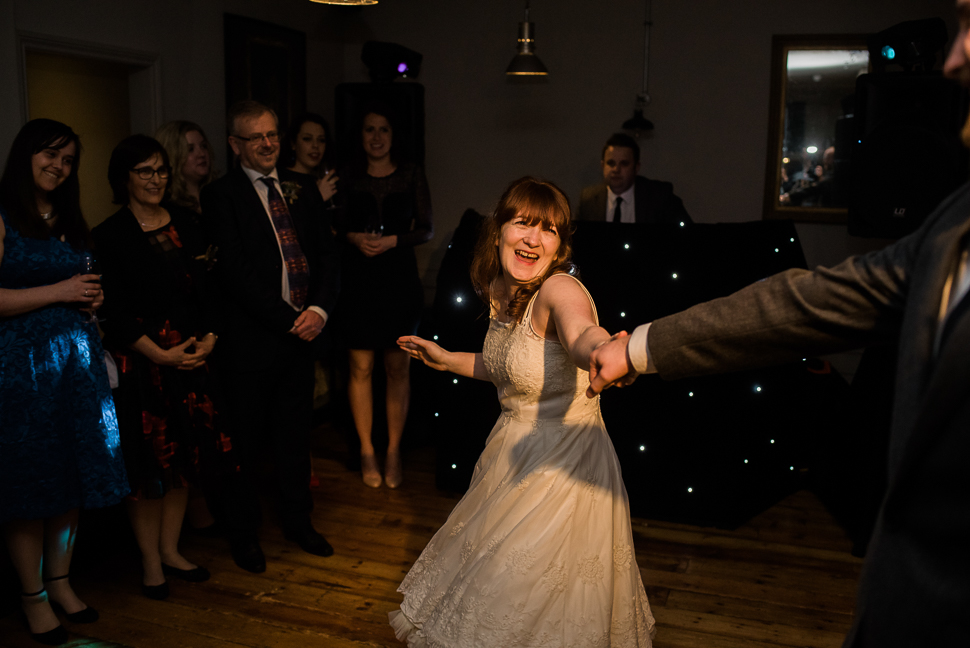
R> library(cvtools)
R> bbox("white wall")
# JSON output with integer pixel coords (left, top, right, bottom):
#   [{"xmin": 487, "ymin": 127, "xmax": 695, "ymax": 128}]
[{"xmin": 0, "ymin": 0, "xmax": 957, "ymax": 289}]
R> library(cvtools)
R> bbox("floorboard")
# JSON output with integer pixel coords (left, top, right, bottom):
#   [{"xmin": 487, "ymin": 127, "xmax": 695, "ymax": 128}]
[{"xmin": 0, "ymin": 425, "xmax": 862, "ymax": 647}]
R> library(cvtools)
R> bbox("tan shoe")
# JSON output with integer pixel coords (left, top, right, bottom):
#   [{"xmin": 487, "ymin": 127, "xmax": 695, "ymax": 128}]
[
  {"xmin": 361, "ymin": 453, "xmax": 382, "ymax": 488},
  {"xmin": 385, "ymin": 450, "xmax": 403, "ymax": 489}
]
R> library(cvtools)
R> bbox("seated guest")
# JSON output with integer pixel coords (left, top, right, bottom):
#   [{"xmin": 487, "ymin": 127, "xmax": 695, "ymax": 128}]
[
  {"xmin": 201, "ymin": 100, "xmax": 340, "ymax": 572},
  {"xmin": 1, "ymin": 119, "xmax": 128, "ymax": 646},
  {"xmin": 285, "ymin": 112, "xmax": 339, "ymax": 206},
  {"xmin": 154, "ymin": 121, "xmax": 218, "ymax": 215},
  {"xmin": 578, "ymin": 133, "xmax": 692, "ymax": 224},
  {"xmin": 93, "ymin": 135, "xmax": 234, "ymax": 600}
]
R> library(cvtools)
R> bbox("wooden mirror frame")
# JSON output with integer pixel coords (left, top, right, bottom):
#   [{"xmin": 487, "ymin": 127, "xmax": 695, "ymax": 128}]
[{"xmin": 762, "ymin": 34, "xmax": 869, "ymax": 224}]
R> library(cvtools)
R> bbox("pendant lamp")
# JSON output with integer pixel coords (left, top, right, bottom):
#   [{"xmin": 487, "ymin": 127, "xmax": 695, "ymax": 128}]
[
  {"xmin": 506, "ymin": 1, "xmax": 548, "ymax": 76},
  {"xmin": 623, "ymin": 0, "xmax": 654, "ymax": 133},
  {"xmin": 309, "ymin": 0, "xmax": 378, "ymax": 5}
]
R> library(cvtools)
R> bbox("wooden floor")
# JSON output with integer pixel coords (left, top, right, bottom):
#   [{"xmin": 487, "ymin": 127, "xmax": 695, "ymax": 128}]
[{"xmin": 0, "ymin": 425, "xmax": 863, "ymax": 648}]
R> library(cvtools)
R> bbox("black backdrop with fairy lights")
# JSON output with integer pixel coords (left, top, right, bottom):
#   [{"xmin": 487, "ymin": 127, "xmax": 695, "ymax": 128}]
[{"xmin": 408, "ymin": 212, "xmax": 854, "ymax": 529}]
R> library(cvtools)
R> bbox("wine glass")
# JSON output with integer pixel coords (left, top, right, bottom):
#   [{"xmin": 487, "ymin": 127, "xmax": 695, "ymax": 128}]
[
  {"xmin": 365, "ymin": 220, "xmax": 384, "ymax": 240},
  {"xmin": 81, "ymin": 252, "xmax": 103, "ymax": 323}
]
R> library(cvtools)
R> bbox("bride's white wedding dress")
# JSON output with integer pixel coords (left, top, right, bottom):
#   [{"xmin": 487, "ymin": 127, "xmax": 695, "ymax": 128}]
[{"xmin": 390, "ymin": 275, "xmax": 655, "ymax": 647}]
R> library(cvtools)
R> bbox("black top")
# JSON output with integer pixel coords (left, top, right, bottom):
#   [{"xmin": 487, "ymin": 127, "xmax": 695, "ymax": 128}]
[{"xmin": 93, "ymin": 203, "xmax": 220, "ymax": 350}]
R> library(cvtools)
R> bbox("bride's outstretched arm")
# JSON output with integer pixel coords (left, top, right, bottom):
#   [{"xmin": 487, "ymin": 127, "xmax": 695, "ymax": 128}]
[{"xmin": 397, "ymin": 335, "xmax": 490, "ymax": 380}]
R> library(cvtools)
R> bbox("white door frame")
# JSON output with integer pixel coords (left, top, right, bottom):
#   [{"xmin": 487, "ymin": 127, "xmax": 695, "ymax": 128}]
[{"xmin": 17, "ymin": 31, "xmax": 162, "ymax": 136}]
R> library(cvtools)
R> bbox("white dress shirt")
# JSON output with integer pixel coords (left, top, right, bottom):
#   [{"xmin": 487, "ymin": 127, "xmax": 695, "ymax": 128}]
[
  {"xmin": 606, "ymin": 184, "xmax": 636, "ymax": 223},
  {"xmin": 240, "ymin": 164, "xmax": 327, "ymax": 324}
]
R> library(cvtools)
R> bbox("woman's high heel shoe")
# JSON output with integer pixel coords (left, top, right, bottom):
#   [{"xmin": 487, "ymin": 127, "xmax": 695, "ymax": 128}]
[
  {"xmin": 20, "ymin": 589, "xmax": 68, "ymax": 646},
  {"xmin": 361, "ymin": 453, "xmax": 383, "ymax": 488},
  {"xmin": 385, "ymin": 450, "xmax": 403, "ymax": 489}
]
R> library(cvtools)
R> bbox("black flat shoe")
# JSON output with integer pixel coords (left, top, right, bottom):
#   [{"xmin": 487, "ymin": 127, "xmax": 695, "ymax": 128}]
[
  {"xmin": 44, "ymin": 574, "xmax": 99, "ymax": 623},
  {"xmin": 141, "ymin": 582, "xmax": 170, "ymax": 601},
  {"xmin": 283, "ymin": 522, "xmax": 334, "ymax": 557},
  {"xmin": 229, "ymin": 535, "xmax": 266, "ymax": 573},
  {"xmin": 49, "ymin": 600, "xmax": 99, "ymax": 623},
  {"xmin": 162, "ymin": 563, "xmax": 211, "ymax": 583},
  {"xmin": 20, "ymin": 590, "xmax": 68, "ymax": 646}
]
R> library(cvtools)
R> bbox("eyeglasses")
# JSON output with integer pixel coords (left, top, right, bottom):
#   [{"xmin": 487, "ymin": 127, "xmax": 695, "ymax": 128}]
[
  {"xmin": 131, "ymin": 166, "xmax": 171, "ymax": 180},
  {"xmin": 234, "ymin": 131, "xmax": 280, "ymax": 145}
]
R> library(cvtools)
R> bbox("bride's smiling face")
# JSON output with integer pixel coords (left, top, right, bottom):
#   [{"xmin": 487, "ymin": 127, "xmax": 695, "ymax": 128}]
[{"xmin": 498, "ymin": 213, "xmax": 560, "ymax": 288}]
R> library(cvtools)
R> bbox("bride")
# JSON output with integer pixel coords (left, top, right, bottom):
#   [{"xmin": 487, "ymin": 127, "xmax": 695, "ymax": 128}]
[{"xmin": 392, "ymin": 177, "xmax": 654, "ymax": 647}]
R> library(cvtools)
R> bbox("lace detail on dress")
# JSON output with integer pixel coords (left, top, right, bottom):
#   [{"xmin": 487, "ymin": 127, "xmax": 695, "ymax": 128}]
[{"xmin": 393, "ymin": 275, "xmax": 654, "ymax": 647}]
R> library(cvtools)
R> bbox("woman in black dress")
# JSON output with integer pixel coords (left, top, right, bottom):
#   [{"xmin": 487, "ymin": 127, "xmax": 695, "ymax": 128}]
[
  {"xmin": 93, "ymin": 135, "xmax": 232, "ymax": 600},
  {"xmin": 338, "ymin": 105, "xmax": 433, "ymax": 488}
]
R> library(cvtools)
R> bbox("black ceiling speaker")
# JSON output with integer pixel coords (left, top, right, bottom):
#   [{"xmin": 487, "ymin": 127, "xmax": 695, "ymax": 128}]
[{"xmin": 361, "ymin": 41, "xmax": 422, "ymax": 83}]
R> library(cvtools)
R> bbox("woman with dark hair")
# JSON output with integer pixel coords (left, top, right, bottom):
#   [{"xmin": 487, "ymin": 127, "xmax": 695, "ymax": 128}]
[
  {"xmin": 337, "ymin": 104, "xmax": 433, "ymax": 489},
  {"xmin": 154, "ymin": 121, "xmax": 219, "ymax": 214},
  {"xmin": 0, "ymin": 119, "xmax": 128, "ymax": 645},
  {"xmin": 92, "ymin": 135, "xmax": 233, "ymax": 600},
  {"xmin": 391, "ymin": 177, "xmax": 655, "ymax": 646},
  {"xmin": 285, "ymin": 112, "xmax": 338, "ymax": 204}
]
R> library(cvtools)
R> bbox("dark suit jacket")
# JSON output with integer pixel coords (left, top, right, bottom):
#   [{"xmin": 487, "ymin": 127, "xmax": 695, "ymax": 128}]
[
  {"xmin": 648, "ymin": 183, "xmax": 970, "ymax": 647},
  {"xmin": 577, "ymin": 176, "xmax": 691, "ymax": 224},
  {"xmin": 200, "ymin": 166, "xmax": 339, "ymax": 371}
]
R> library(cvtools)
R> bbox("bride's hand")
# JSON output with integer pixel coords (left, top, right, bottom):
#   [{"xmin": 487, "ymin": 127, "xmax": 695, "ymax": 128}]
[{"xmin": 397, "ymin": 335, "xmax": 450, "ymax": 372}]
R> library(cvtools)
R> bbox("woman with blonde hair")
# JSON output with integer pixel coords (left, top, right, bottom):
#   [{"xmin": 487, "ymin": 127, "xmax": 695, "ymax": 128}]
[
  {"xmin": 391, "ymin": 177, "xmax": 654, "ymax": 646},
  {"xmin": 154, "ymin": 121, "xmax": 218, "ymax": 214}
]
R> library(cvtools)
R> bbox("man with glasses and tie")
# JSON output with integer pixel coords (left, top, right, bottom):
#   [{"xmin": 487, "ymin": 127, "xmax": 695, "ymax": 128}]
[
  {"xmin": 577, "ymin": 132, "xmax": 691, "ymax": 225},
  {"xmin": 201, "ymin": 100, "xmax": 339, "ymax": 573},
  {"xmin": 587, "ymin": 7, "xmax": 970, "ymax": 645}
]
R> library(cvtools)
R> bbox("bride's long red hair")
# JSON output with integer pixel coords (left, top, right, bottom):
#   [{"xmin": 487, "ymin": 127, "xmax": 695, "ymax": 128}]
[{"xmin": 470, "ymin": 177, "xmax": 577, "ymax": 323}]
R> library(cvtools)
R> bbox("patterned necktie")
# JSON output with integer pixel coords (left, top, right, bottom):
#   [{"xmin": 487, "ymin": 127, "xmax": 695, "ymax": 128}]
[
  {"xmin": 259, "ymin": 177, "xmax": 309, "ymax": 310},
  {"xmin": 613, "ymin": 196, "xmax": 623, "ymax": 223}
]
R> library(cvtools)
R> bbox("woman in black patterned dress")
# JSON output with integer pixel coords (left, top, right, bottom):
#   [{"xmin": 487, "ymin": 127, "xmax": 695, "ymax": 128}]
[{"xmin": 93, "ymin": 135, "xmax": 234, "ymax": 600}]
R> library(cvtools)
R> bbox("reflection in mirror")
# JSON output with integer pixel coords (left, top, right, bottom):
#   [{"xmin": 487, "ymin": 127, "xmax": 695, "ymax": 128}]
[
  {"xmin": 764, "ymin": 36, "xmax": 869, "ymax": 223},
  {"xmin": 780, "ymin": 50, "xmax": 869, "ymax": 209}
]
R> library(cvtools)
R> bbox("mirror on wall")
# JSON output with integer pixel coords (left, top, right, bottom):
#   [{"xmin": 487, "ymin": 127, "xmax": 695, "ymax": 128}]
[{"xmin": 763, "ymin": 35, "xmax": 870, "ymax": 223}]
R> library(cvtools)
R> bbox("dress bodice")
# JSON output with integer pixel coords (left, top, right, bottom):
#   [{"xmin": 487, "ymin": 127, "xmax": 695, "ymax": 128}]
[
  {"xmin": 0, "ymin": 211, "xmax": 85, "ymax": 290},
  {"xmin": 482, "ymin": 275, "xmax": 600, "ymax": 423}
]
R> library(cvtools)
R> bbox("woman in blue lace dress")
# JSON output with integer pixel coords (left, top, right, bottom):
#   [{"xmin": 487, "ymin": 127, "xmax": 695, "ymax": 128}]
[{"xmin": 0, "ymin": 119, "xmax": 128, "ymax": 646}]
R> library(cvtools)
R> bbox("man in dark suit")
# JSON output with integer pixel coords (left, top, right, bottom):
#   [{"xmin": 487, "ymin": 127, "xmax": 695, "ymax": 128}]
[
  {"xmin": 586, "ymin": 10, "xmax": 970, "ymax": 645},
  {"xmin": 200, "ymin": 100, "xmax": 339, "ymax": 573},
  {"xmin": 577, "ymin": 133, "xmax": 691, "ymax": 225}
]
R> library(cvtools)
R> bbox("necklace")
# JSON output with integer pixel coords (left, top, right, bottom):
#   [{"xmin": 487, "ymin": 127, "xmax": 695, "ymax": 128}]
[{"xmin": 40, "ymin": 211, "xmax": 54, "ymax": 220}]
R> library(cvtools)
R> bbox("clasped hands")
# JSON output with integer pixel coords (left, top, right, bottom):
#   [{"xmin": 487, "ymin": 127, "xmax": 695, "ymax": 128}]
[{"xmin": 586, "ymin": 331, "xmax": 638, "ymax": 398}]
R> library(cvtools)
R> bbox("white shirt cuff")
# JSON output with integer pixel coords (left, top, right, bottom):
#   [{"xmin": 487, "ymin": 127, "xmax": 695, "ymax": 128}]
[
  {"xmin": 306, "ymin": 306, "xmax": 328, "ymax": 326},
  {"xmin": 628, "ymin": 323, "xmax": 656, "ymax": 374}
]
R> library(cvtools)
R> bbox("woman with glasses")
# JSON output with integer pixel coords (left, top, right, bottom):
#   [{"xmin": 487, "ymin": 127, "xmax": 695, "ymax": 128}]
[
  {"xmin": 92, "ymin": 135, "xmax": 235, "ymax": 600},
  {"xmin": 1, "ymin": 119, "xmax": 128, "ymax": 646}
]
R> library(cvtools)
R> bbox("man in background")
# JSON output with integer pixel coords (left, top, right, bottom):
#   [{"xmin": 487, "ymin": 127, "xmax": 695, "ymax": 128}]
[{"xmin": 577, "ymin": 133, "xmax": 691, "ymax": 224}]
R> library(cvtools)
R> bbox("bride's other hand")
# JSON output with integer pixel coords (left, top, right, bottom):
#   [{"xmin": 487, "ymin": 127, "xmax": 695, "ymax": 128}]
[{"xmin": 397, "ymin": 335, "xmax": 450, "ymax": 371}]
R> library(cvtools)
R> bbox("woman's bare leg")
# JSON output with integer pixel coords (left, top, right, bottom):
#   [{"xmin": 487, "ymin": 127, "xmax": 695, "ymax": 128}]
[
  {"xmin": 4, "ymin": 518, "xmax": 60, "ymax": 633},
  {"xmin": 126, "ymin": 498, "xmax": 165, "ymax": 586},
  {"xmin": 383, "ymin": 349, "xmax": 411, "ymax": 488},
  {"xmin": 158, "ymin": 487, "xmax": 196, "ymax": 570},
  {"xmin": 348, "ymin": 349, "xmax": 381, "ymax": 487}
]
